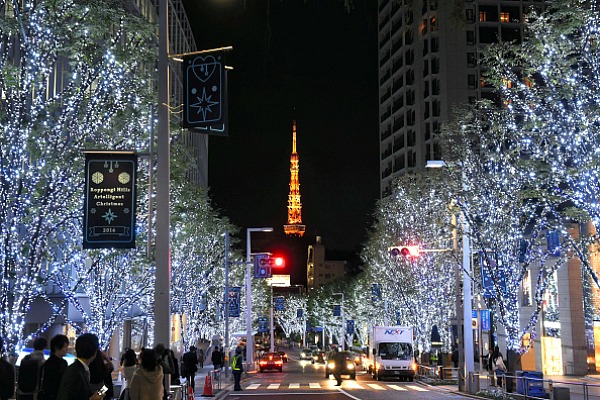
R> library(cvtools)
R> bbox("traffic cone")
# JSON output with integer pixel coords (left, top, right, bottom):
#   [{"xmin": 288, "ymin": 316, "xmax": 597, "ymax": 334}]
[
  {"xmin": 202, "ymin": 374, "xmax": 214, "ymax": 397},
  {"xmin": 186, "ymin": 385, "xmax": 194, "ymax": 400}
]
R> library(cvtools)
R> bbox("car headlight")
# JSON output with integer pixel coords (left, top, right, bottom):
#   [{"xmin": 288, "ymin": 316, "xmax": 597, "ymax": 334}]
[
  {"xmin": 347, "ymin": 363, "xmax": 355, "ymax": 369},
  {"xmin": 327, "ymin": 362, "xmax": 335, "ymax": 369}
]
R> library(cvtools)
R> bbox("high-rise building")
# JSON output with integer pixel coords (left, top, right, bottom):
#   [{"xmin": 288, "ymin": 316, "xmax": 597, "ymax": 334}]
[
  {"xmin": 284, "ymin": 120, "xmax": 306, "ymax": 237},
  {"xmin": 378, "ymin": 0, "xmax": 545, "ymax": 198}
]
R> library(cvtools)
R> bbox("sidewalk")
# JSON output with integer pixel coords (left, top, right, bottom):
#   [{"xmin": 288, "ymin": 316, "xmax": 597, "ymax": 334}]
[{"xmin": 433, "ymin": 372, "xmax": 600, "ymax": 399}]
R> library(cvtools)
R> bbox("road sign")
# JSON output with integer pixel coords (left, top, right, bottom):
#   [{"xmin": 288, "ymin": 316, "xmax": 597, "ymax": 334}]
[
  {"xmin": 333, "ymin": 305, "xmax": 341, "ymax": 317},
  {"xmin": 275, "ymin": 296, "xmax": 285, "ymax": 311}
]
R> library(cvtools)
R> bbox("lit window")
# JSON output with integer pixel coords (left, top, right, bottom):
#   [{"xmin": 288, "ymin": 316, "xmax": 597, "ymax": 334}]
[
  {"xmin": 500, "ymin": 12, "xmax": 510, "ymax": 23},
  {"xmin": 479, "ymin": 11, "xmax": 487, "ymax": 22}
]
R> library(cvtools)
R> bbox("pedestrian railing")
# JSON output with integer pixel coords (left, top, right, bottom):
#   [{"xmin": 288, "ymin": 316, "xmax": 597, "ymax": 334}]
[
  {"xmin": 416, "ymin": 364, "xmax": 459, "ymax": 382},
  {"xmin": 211, "ymin": 369, "xmax": 222, "ymax": 391},
  {"xmin": 474, "ymin": 371, "xmax": 600, "ymax": 400}
]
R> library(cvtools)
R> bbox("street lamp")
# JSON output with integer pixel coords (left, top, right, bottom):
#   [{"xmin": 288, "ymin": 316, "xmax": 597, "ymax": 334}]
[
  {"xmin": 333, "ymin": 292, "xmax": 345, "ymax": 351},
  {"xmin": 246, "ymin": 227, "xmax": 274, "ymax": 371},
  {"xmin": 426, "ymin": 160, "xmax": 474, "ymax": 392}
]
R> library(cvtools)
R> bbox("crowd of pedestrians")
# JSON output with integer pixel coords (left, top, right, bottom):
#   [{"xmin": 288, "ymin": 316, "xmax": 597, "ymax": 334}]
[{"xmin": 0, "ymin": 334, "xmax": 204, "ymax": 400}]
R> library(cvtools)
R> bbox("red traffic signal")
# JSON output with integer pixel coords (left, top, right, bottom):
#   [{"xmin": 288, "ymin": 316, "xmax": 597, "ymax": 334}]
[
  {"xmin": 389, "ymin": 246, "xmax": 420, "ymax": 258},
  {"xmin": 272, "ymin": 256, "xmax": 285, "ymax": 268}
]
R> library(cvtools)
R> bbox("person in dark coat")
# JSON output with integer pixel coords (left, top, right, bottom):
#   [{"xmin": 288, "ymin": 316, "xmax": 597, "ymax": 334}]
[
  {"xmin": 210, "ymin": 347, "xmax": 222, "ymax": 370},
  {"xmin": 39, "ymin": 334, "xmax": 69, "ymax": 400},
  {"xmin": 56, "ymin": 333, "xmax": 105, "ymax": 400},
  {"xmin": 197, "ymin": 349, "xmax": 204, "ymax": 369},
  {"xmin": 182, "ymin": 346, "xmax": 198, "ymax": 389},
  {"xmin": 0, "ymin": 337, "xmax": 15, "ymax": 400},
  {"xmin": 168, "ymin": 350, "xmax": 179, "ymax": 384}
]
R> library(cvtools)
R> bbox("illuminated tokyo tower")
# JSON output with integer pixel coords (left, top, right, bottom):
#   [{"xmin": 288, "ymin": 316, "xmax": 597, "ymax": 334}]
[{"xmin": 284, "ymin": 120, "xmax": 306, "ymax": 237}]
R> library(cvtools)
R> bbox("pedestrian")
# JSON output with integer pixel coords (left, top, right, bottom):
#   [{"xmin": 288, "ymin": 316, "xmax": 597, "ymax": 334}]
[
  {"xmin": 210, "ymin": 347, "xmax": 222, "ymax": 371},
  {"xmin": 332, "ymin": 348, "xmax": 343, "ymax": 386},
  {"xmin": 39, "ymin": 334, "xmax": 69, "ymax": 400},
  {"xmin": 491, "ymin": 345, "xmax": 507, "ymax": 387},
  {"xmin": 231, "ymin": 347, "xmax": 244, "ymax": 391},
  {"xmin": 118, "ymin": 348, "xmax": 137, "ymax": 400},
  {"xmin": 0, "ymin": 337, "xmax": 15, "ymax": 400},
  {"xmin": 181, "ymin": 346, "xmax": 198, "ymax": 390},
  {"xmin": 128, "ymin": 349, "xmax": 163, "ymax": 400},
  {"xmin": 168, "ymin": 350, "xmax": 179, "ymax": 384},
  {"xmin": 153, "ymin": 344, "xmax": 172, "ymax": 400},
  {"xmin": 197, "ymin": 348, "xmax": 204, "ymax": 369},
  {"xmin": 56, "ymin": 333, "xmax": 105, "ymax": 400},
  {"xmin": 18, "ymin": 336, "xmax": 47, "ymax": 400}
]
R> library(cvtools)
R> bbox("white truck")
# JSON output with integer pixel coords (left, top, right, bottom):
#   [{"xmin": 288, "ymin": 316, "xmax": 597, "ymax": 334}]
[{"xmin": 367, "ymin": 326, "xmax": 416, "ymax": 381}]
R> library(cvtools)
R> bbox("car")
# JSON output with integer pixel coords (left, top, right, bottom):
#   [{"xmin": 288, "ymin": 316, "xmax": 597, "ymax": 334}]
[
  {"xmin": 259, "ymin": 352, "xmax": 283, "ymax": 372},
  {"xmin": 278, "ymin": 350, "xmax": 288, "ymax": 362},
  {"xmin": 311, "ymin": 350, "xmax": 325, "ymax": 364},
  {"xmin": 299, "ymin": 348, "xmax": 313, "ymax": 360},
  {"xmin": 324, "ymin": 351, "xmax": 356, "ymax": 379}
]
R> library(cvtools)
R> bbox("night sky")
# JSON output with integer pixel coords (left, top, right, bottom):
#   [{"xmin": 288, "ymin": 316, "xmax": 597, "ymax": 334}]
[{"xmin": 181, "ymin": 0, "xmax": 380, "ymax": 284}]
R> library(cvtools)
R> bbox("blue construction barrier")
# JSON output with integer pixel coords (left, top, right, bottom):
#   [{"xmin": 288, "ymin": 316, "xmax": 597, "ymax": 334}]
[{"xmin": 516, "ymin": 371, "xmax": 546, "ymax": 397}]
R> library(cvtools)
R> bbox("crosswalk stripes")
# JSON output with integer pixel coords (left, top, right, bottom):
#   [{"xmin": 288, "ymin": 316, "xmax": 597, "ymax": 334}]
[
  {"xmin": 366, "ymin": 383, "xmax": 386, "ymax": 390},
  {"xmin": 406, "ymin": 385, "xmax": 429, "ymax": 392},
  {"xmin": 244, "ymin": 382, "xmax": 429, "ymax": 391}
]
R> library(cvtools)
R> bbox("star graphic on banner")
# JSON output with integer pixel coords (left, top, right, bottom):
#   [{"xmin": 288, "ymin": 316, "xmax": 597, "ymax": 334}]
[
  {"xmin": 190, "ymin": 87, "xmax": 219, "ymax": 121},
  {"xmin": 102, "ymin": 209, "xmax": 117, "ymax": 224}
]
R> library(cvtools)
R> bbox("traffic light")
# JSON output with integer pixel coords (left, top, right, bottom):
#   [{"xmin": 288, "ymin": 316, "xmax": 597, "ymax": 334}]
[
  {"xmin": 389, "ymin": 245, "xmax": 420, "ymax": 258},
  {"xmin": 254, "ymin": 254, "xmax": 271, "ymax": 278},
  {"xmin": 271, "ymin": 256, "xmax": 285, "ymax": 268},
  {"xmin": 254, "ymin": 254, "xmax": 286, "ymax": 278}
]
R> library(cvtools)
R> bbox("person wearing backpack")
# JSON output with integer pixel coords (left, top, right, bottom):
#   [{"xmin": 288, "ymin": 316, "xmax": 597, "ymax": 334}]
[
  {"xmin": 38, "ymin": 335, "xmax": 69, "ymax": 400},
  {"xmin": 18, "ymin": 337, "xmax": 47, "ymax": 400},
  {"xmin": 0, "ymin": 337, "xmax": 15, "ymax": 400},
  {"xmin": 231, "ymin": 347, "xmax": 244, "ymax": 392}
]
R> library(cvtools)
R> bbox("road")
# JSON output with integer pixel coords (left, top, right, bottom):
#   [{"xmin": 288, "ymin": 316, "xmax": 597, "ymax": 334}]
[{"xmin": 222, "ymin": 351, "xmax": 466, "ymax": 400}]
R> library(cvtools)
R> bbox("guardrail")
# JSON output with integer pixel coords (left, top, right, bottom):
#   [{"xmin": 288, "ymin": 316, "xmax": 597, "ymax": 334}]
[
  {"xmin": 400, "ymin": 364, "xmax": 600, "ymax": 399},
  {"xmin": 416, "ymin": 364, "xmax": 458, "ymax": 381}
]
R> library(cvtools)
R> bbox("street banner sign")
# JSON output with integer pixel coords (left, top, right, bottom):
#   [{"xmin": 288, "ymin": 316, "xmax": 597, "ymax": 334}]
[
  {"xmin": 546, "ymin": 230, "xmax": 560, "ymax": 256},
  {"xmin": 228, "ymin": 287, "xmax": 241, "ymax": 317},
  {"xmin": 481, "ymin": 309, "xmax": 491, "ymax": 331},
  {"xmin": 346, "ymin": 319, "xmax": 355, "ymax": 335},
  {"xmin": 480, "ymin": 252, "xmax": 507, "ymax": 298},
  {"xmin": 84, "ymin": 151, "xmax": 136, "ymax": 249},
  {"xmin": 182, "ymin": 51, "xmax": 229, "ymax": 136},
  {"xmin": 275, "ymin": 296, "xmax": 285, "ymax": 311},
  {"xmin": 333, "ymin": 305, "xmax": 341, "ymax": 317},
  {"xmin": 297, "ymin": 309, "xmax": 303, "ymax": 318},
  {"xmin": 371, "ymin": 283, "xmax": 381, "ymax": 302}
]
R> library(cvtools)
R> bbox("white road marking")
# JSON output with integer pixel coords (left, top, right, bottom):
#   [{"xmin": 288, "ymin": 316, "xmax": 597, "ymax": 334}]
[
  {"xmin": 366, "ymin": 383, "xmax": 386, "ymax": 390},
  {"xmin": 406, "ymin": 385, "xmax": 428, "ymax": 391},
  {"xmin": 246, "ymin": 383, "xmax": 260, "ymax": 390},
  {"xmin": 289, "ymin": 383, "xmax": 300, "ymax": 389},
  {"xmin": 309, "ymin": 382, "xmax": 321, "ymax": 388},
  {"xmin": 267, "ymin": 384, "xmax": 280, "ymax": 389},
  {"xmin": 388, "ymin": 384, "xmax": 407, "ymax": 391}
]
